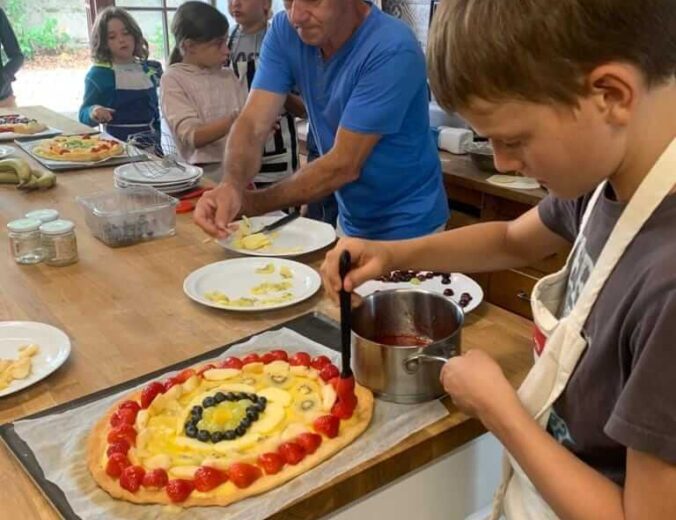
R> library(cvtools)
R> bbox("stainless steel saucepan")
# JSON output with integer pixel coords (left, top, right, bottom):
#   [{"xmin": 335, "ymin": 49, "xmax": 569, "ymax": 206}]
[{"xmin": 351, "ymin": 288, "xmax": 464, "ymax": 403}]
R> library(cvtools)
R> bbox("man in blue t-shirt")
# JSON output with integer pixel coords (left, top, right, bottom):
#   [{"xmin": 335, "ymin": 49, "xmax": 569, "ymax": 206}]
[{"xmin": 194, "ymin": 0, "xmax": 448, "ymax": 240}]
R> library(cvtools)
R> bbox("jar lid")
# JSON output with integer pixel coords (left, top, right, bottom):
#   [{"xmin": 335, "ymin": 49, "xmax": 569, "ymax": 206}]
[
  {"xmin": 25, "ymin": 209, "xmax": 59, "ymax": 223},
  {"xmin": 39, "ymin": 219, "xmax": 75, "ymax": 235},
  {"xmin": 7, "ymin": 218, "xmax": 41, "ymax": 233}
]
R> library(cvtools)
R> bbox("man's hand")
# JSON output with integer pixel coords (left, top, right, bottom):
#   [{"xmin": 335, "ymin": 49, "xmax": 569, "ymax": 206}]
[
  {"xmin": 440, "ymin": 349, "xmax": 522, "ymax": 426},
  {"xmin": 90, "ymin": 105, "xmax": 115, "ymax": 124},
  {"xmin": 193, "ymin": 183, "xmax": 243, "ymax": 238}
]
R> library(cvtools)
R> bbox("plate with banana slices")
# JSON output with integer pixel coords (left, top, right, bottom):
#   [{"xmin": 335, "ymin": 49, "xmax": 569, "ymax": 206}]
[{"xmin": 0, "ymin": 321, "xmax": 71, "ymax": 397}]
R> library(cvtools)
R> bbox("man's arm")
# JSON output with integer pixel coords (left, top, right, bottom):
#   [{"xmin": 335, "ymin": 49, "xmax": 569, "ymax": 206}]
[
  {"xmin": 242, "ymin": 126, "xmax": 379, "ymax": 215},
  {"xmin": 221, "ymin": 88, "xmax": 287, "ymax": 190}
]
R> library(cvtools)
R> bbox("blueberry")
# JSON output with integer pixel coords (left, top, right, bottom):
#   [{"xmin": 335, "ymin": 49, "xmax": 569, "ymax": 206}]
[
  {"xmin": 247, "ymin": 393, "xmax": 258, "ymax": 402},
  {"xmin": 246, "ymin": 410, "xmax": 259, "ymax": 422},
  {"xmin": 211, "ymin": 431, "xmax": 225, "ymax": 443},
  {"xmin": 223, "ymin": 392, "xmax": 235, "ymax": 401},
  {"xmin": 253, "ymin": 402, "xmax": 266, "ymax": 412},
  {"xmin": 461, "ymin": 292, "xmax": 472, "ymax": 300},
  {"xmin": 214, "ymin": 392, "xmax": 226, "ymax": 403},
  {"xmin": 191, "ymin": 406, "xmax": 203, "ymax": 417},
  {"xmin": 235, "ymin": 425, "xmax": 246, "ymax": 437},
  {"xmin": 236, "ymin": 392, "xmax": 248, "ymax": 401},
  {"xmin": 441, "ymin": 278, "xmax": 451, "ymax": 285},
  {"xmin": 240, "ymin": 417, "xmax": 252, "ymax": 428},
  {"xmin": 224, "ymin": 430, "xmax": 236, "ymax": 441},
  {"xmin": 197, "ymin": 430, "xmax": 210, "ymax": 442},
  {"xmin": 257, "ymin": 396, "xmax": 268, "ymax": 406},
  {"xmin": 203, "ymin": 396, "xmax": 215, "ymax": 408},
  {"xmin": 185, "ymin": 424, "xmax": 198, "ymax": 438},
  {"xmin": 443, "ymin": 288, "xmax": 454, "ymax": 297}
]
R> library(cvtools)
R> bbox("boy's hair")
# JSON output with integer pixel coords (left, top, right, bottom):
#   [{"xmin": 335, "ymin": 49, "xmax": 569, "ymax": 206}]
[
  {"xmin": 90, "ymin": 7, "xmax": 149, "ymax": 63},
  {"xmin": 169, "ymin": 1, "xmax": 229, "ymax": 65},
  {"xmin": 427, "ymin": 0, "xmax": 676, "ymax": 112}
]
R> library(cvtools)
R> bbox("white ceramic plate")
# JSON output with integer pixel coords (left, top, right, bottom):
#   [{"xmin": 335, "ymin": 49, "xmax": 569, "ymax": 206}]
[
  {"xmin": 0, "ymin": 321, "xmax": 71, "ymax": 397},
  {"xmin": 115, "ymin": 162, "xmax": 202, "ymax": 185},
  {"xmin": 0, "ymin": 126, "xmax": 61, "ymax": 142},
  {"xmin": 184, "ymin": 258, "xmax": 322, "ymax": 312},
  {"xmin": 218, "ymin": 216, "xmax": 337, "ymax": 257},
  {"xmin": 355, "ymin": 272, "xmax": 484, "ymax": 313},
  {"xmin": 0, "ymin": 144, "xmax": 14, "ymax": 158}
]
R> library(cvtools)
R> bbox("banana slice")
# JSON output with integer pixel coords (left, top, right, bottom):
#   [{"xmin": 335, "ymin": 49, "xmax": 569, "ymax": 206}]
[
  {"xmin": 250, "ymin": 402, "xmax": 285, "ymax": 434},
  {"xmin": 203, "ymin": 368, "xmax": 241, "ymax": 381},
  {"xmin": 263, "ymin": 360, "xmax": 290, "ymax": 377},
  {"xmin": 144, "ymin": 453, "xmax": 172, "ymax": 470},
  {"xmin": 169, "ymin": 465, "xmax": 200, "ymax": 479},
  {"xmin": 257, "ymin": 387, "xmax": 292, "ymax": 407}
]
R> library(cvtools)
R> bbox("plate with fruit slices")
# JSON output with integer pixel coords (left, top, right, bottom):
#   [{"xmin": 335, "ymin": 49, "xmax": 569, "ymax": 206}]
[
  {"xmin": 355, "ymin": 271, "xmax": 484, "ymax": 313},
  {"xmin": 87, "ymin": 349, "xmax": 374, "ymax": 507}
]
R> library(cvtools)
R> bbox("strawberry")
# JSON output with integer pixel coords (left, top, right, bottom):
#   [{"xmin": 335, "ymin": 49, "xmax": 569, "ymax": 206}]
[
  {"xmin": 278, "ymin": 441, "xmax": 306, "ymax": 465},
  {"xmin": 288, "ymin": 352, "xmax": 311, "ymax": 367},
  {"xmin": 241, "ymin": 353, "xmax": 261, "ymax": 365},
  {"xmin": 106, "ymin": 439, "xmax": 131, "ymax": 457},
  {"xmin": 227, "ymin": 463, "xmax": 262, "ymax": 489},
  {"xmin": 118, "ymin": 400, "xmax": 141, "ymax": 414},
  {"xmin": 269, "ymin": 349, "xmax": 288, "ymax": 362},
  {"xmin": 105, "ymin": 453, "xmax": 130, "ymax": 478},
  {"xmin": 109, "ymin": 407, "xmax": 137, "ymax": 427},
  {"xmin": 319, "ymin": 364, "xmax": 340, "ymax": 382},
  {"xmin": 142, "ymin": 468, "xmax": 168, "ymax": 489},
  {"xmin": 335, "ymin": 375, "xmax": 356, "ymax": 397},
  {"xmin": 313, "ymin": 415, "xmax": 340, "ymax": 439},
  {"xmin": 296, "ymin": 433, "xmax": 322, "ymax": 455},
  {"xmin": 331, "ymin": 397, "xmax": 357, "ymax": 420},
  {"xmin": 163, "ymin": 377, "xmax": 180, "ymax": 392},
  {"xmin": 218, "ymin": 356, "xmax": 243, "ymax": 370},
  {"xmin": 310, "ymin": 355, "xmax": 331, "ymax": 370},
  {"xmin": 166, "ymin": 479, "xmax": 194, "ymax": 503},
  {"xmin": 174, "ymin": 368, "xmax": 196, "ymax": 383},
  {"xmin": 194, "ymin": 466, "xmax": 227, "ymax": 492},
  {"xmin": 107, "ymin": 423, "xmax": 137, "ymax": 445},
  {"xmin": 140, "ymin": 381, "xmax": 165, "ymax": 409},
  {"xmin": 120, "ymin": 465, "xmax": 145, "ymax": 493},
  {"xmin": 261, "ymin": 352, "xmax": 277, "ymax": 365},
  {"xmin": 258, "ymin": 452, "xmax": 285, "ymax": 475}
]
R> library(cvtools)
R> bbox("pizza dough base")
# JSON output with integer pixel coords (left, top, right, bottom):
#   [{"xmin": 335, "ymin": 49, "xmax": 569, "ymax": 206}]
[
  {"xmin": 33, "ymin": 139, "xmax": 124, "ymax": 162},
  {"xmin": 87, "ymin": 382, "xmax": 373, "ymax": 507}
]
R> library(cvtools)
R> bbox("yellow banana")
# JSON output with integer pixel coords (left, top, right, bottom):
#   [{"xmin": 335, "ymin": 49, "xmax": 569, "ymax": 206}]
[
  {"xmin": 0, "ymin": 171, "xmax": 19, "ymax": 184},
  {"xmin": 18, "ymin": 169, "xmax": 56, "ymax": 191},
  {"xmin": 0, "ymin": 158, "xmax": 32, "ymax": 185}
]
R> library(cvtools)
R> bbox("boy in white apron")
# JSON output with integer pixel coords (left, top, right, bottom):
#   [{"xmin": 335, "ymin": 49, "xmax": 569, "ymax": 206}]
[{"xmin": 320, "ymin": 0, "xmax": 676, "ymax": 518}]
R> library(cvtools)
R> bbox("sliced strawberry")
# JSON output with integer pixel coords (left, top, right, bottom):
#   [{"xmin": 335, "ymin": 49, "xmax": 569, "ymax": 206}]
[
  {"xmin": 105, "ymin": 453, "xmax": 130, "ymax": 478},
  {"xmin": 319, "ymin": 364, "xmax": 340, "ymax": 382},
  {"xmin": 288, "ymin": 352, "xmax": 311, "ymax": 367},
  {"xmin": 120, "ymin": 465, "xmax": 145, "ymax": 493},
  {"xmin": 261, "ymin": 352, "xmax": 277, "ymax": 365},
  {"xmin": 174, "ymin": 368, "xmax": 196, "ymax": 384},
  {"xmin": 335, "ymin": 375, "xmax": 356, "ymax": 396},
  {"xmin": 106, "ymin": 439, "xmax": 131, "ymax": 457},
  {"xmin": 313, "ymin": 415, "xmax": 340, "ymax": 439},
  {"xmin": 163, "ymin": 377, "xmax": 180, "ymax": 392},
  {"xmin": 194, "ymin": 466, "xmax": 227, "ymax": 492},
  {"xmin": 109, "ymin": 407, "xmax": 138, "ymax": 427},
  {"xmin": 296, "ymin": 432, "xmax": 322, "ymax": 455},
  {"xmin": 257, "ymin": 452, "xmax": 285, "ymax": 475},
  {"xmin": 166, "ymin": 479, "xmax": 194, "ymax": 502},
  {"xmin": 227, "ymin": 463, "xmax": 262, "ymax": 489},
  {"xmin": 269, "ymin": 349, "xmax": 288, "ymax": 362},
  {"xmin": 278, "ymin": 441, "xmax": 306, "ymax": 465},
  {"xmin": 118, "ymin": 400, "xmax": 141, "ymax": 414},
  {"xmin": 218, "ymin": 356, "xmax": 243, "ymax": 369},
  {"xmin": 107, "ymin": 423, "xmax": 137, "ymax": 445},
  {"xmin": 140, "ymin": 381, "xmax": 165, "ymax": 409},
  {"xmin": 310, "ymin": 355, "xmax": 332, "ymax": 370},
  {"xmin": 241, "ymin": 353, "xmax": 261, "ymax": 365},
  {"xmin": 142, "ymin": 468, "xmax": 168, "ymax": 489},
  {"xmin": 196, "ymin": 363, "xmax": 216, "ymax": 376},
  {"xmin": 331, "ymin": 397, "xmax": 357, "ymax": 420}
]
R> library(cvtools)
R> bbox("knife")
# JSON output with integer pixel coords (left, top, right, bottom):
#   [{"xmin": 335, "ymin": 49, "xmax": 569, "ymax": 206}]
[{"xmin": 252, "ymin": 211, "xmax": 300, "ymax": 235}]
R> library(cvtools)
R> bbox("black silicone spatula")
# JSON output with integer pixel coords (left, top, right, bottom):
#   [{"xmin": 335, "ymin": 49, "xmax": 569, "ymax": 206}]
[{"xmin": 339, "ymin": 250, "xmax": 353, "ymax": 379}]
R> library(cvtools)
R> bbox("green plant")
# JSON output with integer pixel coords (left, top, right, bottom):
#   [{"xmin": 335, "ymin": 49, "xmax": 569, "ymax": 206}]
[{"xmin": 3, "ymin": 0, "xmax": 71, "ymax": 60}]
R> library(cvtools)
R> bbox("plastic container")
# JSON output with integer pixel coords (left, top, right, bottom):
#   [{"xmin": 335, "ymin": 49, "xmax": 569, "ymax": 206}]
[
  {"xmin": 7, "ymin": 218, "xmax": 44, "ymax": 264},
  {"xmin": 40, "ymin": 219, "xmax": 78, "ymax": 266},
  {"xmin": 25, "ymin": 208, "xmax": 60, "ymax": 224},
  {"xmin": 76, "ymin": 186, "xmax": 177, "ymax": 247}
]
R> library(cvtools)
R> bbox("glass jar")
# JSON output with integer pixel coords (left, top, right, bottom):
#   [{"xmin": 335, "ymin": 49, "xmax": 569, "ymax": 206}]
[
  {"xmin": 40, "ymin": 219, "xmax": 78, "ymax": 266},
  {"xmin": 25, "ymin": 208, "xmax": 59, "ymax": 224},
  {"xmin": 7, "ymin": 218, "xmax": 45, "ymax": 264}
]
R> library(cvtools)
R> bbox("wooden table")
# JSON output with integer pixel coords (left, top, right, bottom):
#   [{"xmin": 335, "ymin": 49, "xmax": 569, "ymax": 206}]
[{"xmin": 0, "ymin": 107, "xmax": 535, "ymax": 519}]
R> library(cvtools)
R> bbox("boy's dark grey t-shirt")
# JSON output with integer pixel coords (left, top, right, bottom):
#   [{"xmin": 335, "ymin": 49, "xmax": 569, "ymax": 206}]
[{"xmin": 538, "ymin": 185, "xmax": 676, "ymax": 485}]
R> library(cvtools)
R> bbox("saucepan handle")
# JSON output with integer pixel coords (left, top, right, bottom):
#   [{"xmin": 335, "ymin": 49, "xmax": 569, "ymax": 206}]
[{"xmin": 403, "ymin": 353, "xmax": 450, "ymax": 374}]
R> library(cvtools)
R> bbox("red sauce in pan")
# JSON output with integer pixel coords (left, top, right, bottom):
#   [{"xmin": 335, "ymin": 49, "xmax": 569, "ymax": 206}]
[{"xmin": 372, "ymin": 334, "xmax": 433, "ymax": 347}]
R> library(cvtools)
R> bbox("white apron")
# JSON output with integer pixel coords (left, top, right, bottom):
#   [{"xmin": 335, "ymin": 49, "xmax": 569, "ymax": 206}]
[{"xmin": 490, "ymin": 138, "xmax": 676, "ymax": 520}]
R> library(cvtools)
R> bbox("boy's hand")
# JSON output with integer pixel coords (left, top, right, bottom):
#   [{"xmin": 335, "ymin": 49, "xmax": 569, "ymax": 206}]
[
  {"xmin": 193, "ymin": 183, "xmax": 242, "ymax": 238},
  {"xmin": 90, "ymin": 105, "xmax": 115, "ymax": 124},
  {"xmin": 440, "ymin": 349, "xmax": 522, "ymax": 427},
  {"xmin": 320, "ymin": 238, "xmax": 395, "ymax": 304}
]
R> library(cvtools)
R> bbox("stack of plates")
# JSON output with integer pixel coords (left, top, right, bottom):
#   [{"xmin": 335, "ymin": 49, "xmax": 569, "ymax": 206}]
[{"xmin": 113, "ymin": 162, "xmax": 203, "ymax": 194}]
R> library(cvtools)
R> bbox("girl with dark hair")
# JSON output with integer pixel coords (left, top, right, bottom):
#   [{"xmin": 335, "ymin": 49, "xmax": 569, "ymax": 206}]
[
  {"xmin": 160, "ymin": 1, "xmax": 246, "ymax": 178},
  {"xmin": 78, "ymin": 7, "xmax": 162, "ymax": 144}
]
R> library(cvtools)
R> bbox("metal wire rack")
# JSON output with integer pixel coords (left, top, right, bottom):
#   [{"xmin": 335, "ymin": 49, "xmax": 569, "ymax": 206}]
[{"xmin": 125, "ymin": 129, "xmax": 186, "ymax": 179}]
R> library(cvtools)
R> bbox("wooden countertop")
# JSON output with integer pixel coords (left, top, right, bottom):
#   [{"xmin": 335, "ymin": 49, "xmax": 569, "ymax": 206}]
[{"xmin": 0, "ymin": 107, "xmax": 535, "ymax": 519}]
